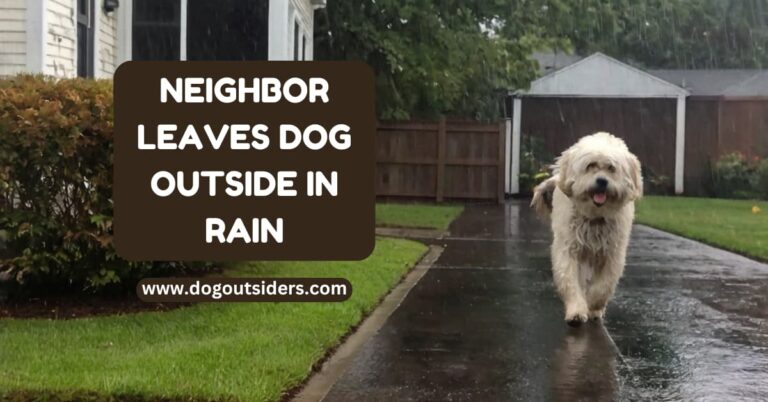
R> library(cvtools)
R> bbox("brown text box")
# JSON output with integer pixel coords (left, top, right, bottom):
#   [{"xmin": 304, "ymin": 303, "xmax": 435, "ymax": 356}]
[{"xmin": 113, "ymin": 61, "xmax": 375, "ymax": 261}]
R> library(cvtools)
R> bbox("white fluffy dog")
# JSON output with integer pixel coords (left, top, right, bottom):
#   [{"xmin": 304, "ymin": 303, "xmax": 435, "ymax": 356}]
[{"xmin": 531, "ymin": 132, "xmax": 643, "ymax": 326}]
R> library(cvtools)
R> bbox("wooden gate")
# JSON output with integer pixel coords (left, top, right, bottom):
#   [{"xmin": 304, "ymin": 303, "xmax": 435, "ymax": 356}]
[{"xmin": 376, "ymin": 117, "xmax": 505, "ymax": 203}]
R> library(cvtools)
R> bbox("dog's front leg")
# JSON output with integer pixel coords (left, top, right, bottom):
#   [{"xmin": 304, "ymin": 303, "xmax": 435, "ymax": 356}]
[
  {"xmin": 586, "ymin": 252, "xmax": 626, "ymax": 320},
  {"xmin": 552, "ymin": 246, "xmax": 589, "ymax": 326}
]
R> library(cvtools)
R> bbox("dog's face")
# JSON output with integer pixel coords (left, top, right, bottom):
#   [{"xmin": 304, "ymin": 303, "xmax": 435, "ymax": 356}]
[{"xmin": 555, "ymin": 132, "xmax": 643, "ymax": 214}]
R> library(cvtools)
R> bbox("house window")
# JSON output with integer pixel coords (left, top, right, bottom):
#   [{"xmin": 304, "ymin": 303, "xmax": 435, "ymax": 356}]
[
  {"xmin": 132, "ymin": 0, "xmax": 181, "ymax": 60},
  {"xmin": 187, "ymin": 0, "xmax": 268, "ymax": 60},
  {"xmin": 76, "ymin": 0, "xmax": 95, "ymax": 77},
  {"xmin": 130, "ymin": 0, "xmax": 268, "ymax": 61},
  {"xmin": 293, "ymin": 20, "xmax": 300, "ymax": 61}
]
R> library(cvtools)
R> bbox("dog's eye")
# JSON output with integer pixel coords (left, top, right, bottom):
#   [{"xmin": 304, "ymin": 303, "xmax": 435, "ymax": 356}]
[
  {"xmin": 586, "ymin": 162, "xmax": 597, "ymax": 171},
  {"xmin": 607, "ymin": 165, "xmax": 616, "ymax": 173}
]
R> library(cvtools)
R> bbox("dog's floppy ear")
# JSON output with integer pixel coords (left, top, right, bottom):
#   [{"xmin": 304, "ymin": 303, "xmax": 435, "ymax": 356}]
[
  {"xmin": 530, "ymin": 176, "xmax": 556, "ymax": 218},
  {"xmin": 627, "ymin": 153, "xmax": 643, "ymax": 200},
  {"xmin": 555, "ymin": 150, "xmax": 574, "ymax": 197}
]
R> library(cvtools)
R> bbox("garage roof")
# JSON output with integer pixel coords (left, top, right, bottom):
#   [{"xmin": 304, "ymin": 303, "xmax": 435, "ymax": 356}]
[
  {"xmin": 649, "ymin": 69, "xmax": 768, "ymax": 97},
  {"xmin": 515, "ymin": 52, "xmax": 689, "ymax": 98}
]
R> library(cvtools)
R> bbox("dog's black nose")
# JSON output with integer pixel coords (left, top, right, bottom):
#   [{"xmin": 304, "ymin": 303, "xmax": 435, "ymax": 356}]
[{"xmin": 595, "ymin": 177, "xmax": 608, "ymax": 189}]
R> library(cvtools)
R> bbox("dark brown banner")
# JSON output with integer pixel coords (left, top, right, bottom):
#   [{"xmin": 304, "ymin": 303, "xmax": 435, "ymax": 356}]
[
  {"xmin": 113, "ymin": 61, "xmax": 375, "ymax": 261},
  {"xmin": 137, "ymin": 277, "xmax": 352, "ymax": 302}
]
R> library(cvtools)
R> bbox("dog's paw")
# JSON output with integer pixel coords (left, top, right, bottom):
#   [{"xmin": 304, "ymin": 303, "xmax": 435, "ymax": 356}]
[
  {"xmin": 564, "ymin": 311, "xmax": 588, "ymax": 327},
  {"xmin": 589, "ymin": 308, "xmax": 606, "ymax": 321}
]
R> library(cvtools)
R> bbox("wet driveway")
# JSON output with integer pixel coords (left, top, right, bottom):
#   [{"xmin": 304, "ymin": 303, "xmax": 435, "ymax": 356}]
[{"xmin": 323, "ymin": 201, "xmax": 768, "ymax": 401}]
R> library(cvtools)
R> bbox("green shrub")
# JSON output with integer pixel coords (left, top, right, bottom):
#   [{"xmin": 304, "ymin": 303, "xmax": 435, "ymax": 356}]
[
  {"xmin": 711, "ymin": 152, "xmax": 758, "ymax": 199},
  {"xmin": 0, "ymin": 75, "xmax": 205, "ymax": 296},
  {"xmin": 643, "ymin": 168, "xmax": 674, "ymax": 195},
  {"xmin": 519, "ymin": 134, "xmax": 553, "ymax": 194},
  {"xmin": 756, "ymin": 158, "xmax": 768, "ymax": 199}
]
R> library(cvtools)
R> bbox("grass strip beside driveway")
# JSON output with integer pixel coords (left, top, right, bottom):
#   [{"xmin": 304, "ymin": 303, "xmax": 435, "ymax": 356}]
[
  {"xmin": 635, "ymin": 196, "xmax": 768, "ymax": 261},
  {"xmin": 376, "ymin": 203, "xmax": 463, "ymax": 230},
  {"xmin": 0, "ymin": 237, "xmax": 427, "ymax": 402}
]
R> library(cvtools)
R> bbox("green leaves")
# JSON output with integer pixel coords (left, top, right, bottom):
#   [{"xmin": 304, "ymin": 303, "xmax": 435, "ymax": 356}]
[
  {"xmin": 319, "ymin": 0, "xmax": 768, "ymax": 121},
  {"xmin": 0, "ymin": 75, "xmax": 209, "ymax": 296},
  {"xmin": 315, "ymin": 0, "xmax": 555, "ymax": 120},
  {"xmin": 712, "ymin": 153, "xmax": 766, "ymax": 199},
  {"xmin": 541, "ymin": 0, "xmax": 768, "ymax": 69}
]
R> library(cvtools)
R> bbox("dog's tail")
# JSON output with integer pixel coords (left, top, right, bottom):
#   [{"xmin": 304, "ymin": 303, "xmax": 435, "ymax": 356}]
[{"xmin": 530, "ymin": 175, "xmax": 557, "ymax": 218}]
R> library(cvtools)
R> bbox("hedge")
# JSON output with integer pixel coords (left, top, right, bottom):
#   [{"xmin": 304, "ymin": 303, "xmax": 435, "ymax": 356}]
[
  {"xmin": 0, "ymin": 75, "xmax": 204, "ymax": 296},
  {"xmin": 711, "ymin": 152, "xmax": 768, "ymax": 200}
]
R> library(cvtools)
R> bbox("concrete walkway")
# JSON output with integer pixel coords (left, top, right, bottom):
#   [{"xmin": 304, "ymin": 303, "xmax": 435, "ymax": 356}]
[{"xmin": 322, "ymin": 201, "xmax": 768, "ymax": 401}]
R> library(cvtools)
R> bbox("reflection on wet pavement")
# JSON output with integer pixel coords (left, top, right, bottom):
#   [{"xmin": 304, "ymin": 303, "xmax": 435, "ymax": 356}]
[
  {"xmin": 614, "ymin": 225, "xmax": 768, "ymax": 401},
  {"xmin": 552, "ymin": 324, "xmax": 619, "ymax": 402},
  {"xmin": 323, "ymin": 201, "xmax": 768, "ymax": 401}
]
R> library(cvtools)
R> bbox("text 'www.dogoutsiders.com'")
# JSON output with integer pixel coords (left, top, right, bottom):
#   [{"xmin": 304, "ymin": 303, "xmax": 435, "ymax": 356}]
[{"xmin": 137, "ymin": 278, "xmax": 351, "ymax": 302}]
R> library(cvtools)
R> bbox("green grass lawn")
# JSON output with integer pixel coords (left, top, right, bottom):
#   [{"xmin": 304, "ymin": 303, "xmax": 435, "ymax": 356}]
[
  {"xmin": 0, "ymin": 237, "xmax": 427, "ymax": 402},
  {"xmin": 635, "ymin": 196, "xmax": 768, "ymax": 261},
  {"xmin": 376, "ymin": 203, "xmax": 464, "ymax": 230}
]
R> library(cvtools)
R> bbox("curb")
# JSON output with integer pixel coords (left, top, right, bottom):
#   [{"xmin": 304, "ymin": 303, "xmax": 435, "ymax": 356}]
[
  {"xmin": 291, "ymin": 244, "xmax": 444, "ymax": 402},
  {"xmin": 375, "ymin": 227, "xmax": 448, "ymax": 240}
]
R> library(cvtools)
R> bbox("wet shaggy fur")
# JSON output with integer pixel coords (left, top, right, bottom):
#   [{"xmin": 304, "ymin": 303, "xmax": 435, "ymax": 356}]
[{"xmin": 531, "ymin": 132, "xmax": 643, "ymax": 325}]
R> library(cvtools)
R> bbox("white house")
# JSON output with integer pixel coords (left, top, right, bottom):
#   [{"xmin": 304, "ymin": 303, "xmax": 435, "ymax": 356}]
[{"xmin": 0, "ymin": 0, "xmax": 326, "ymax": 78}]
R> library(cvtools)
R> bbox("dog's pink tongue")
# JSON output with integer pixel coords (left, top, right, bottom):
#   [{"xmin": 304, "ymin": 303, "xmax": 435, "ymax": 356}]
[{"xmin": 593, "ymin": 193, "xmax": 607, "ymax": 204}]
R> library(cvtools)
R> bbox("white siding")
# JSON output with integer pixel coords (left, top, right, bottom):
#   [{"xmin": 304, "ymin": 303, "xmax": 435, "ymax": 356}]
[
  {"xmin": 97, "ymin": 10, "xmax": 117, "ymax": 77},
  {"xmin": 0, "ymin": 0, "xmax": 27, "ymax": 76},
  {"xmin": 2, "ymin": 0, "xmax": 321, "ymax": 76},
  {"xmin": 45, "ymin": 0, "xmax": 76, "ymax": 77}
]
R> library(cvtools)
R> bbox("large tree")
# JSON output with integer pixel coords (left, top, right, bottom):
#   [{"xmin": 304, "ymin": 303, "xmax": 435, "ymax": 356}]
[
  {"xmin": 314, "ymin": 1, "xmax": 561, "ymax": 120},
  {"xmin": 541, "ymin": 0, "xmax": 768, "ymax": 69},
  {"xmin": 314, "ymin": 1, "xmax": 768, "ymax": 120}
]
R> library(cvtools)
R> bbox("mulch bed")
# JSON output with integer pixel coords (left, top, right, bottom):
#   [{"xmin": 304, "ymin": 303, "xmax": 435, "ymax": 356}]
[
  {"xmin": 1, "ymin": 390, "xmax": 219, "ymax": 402},
  {"xmin": 0, "ymin": 294, "xmax": 190, "ymax": 320},
  {"xmin": 0, "ymin": 267, "xmax": 225, "ymax": 320}
]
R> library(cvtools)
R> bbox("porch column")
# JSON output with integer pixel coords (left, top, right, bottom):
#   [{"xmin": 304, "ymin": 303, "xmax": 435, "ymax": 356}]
[
  {"xmin": 268, "ymin": 0, "xmax": 290, "ymax": 60},
  {"xmin": 116, "ymin": 0, "xmax": 132, "ymax": 64},
  {"xmin": 510, "ymin": 97, "xmax": 522, "ymax": 194},
  {"xmin": 674, "ymin": 94, "xmax": 686, "ymax": 194},
  {"xmin": 504, "ymin": 118, "xmax": 511, "ymax": 194},
  {"xmin": 179, "ymin": 0, "xmax": 188, "ymax": 60},
  {"xmin": 25, "ymin": 0, "xmax": 46, "ymax": 73}
]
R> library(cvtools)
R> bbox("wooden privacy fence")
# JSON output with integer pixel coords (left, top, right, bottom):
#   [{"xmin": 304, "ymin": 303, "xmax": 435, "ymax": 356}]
[
  {"xmin": 376, "ymin": 117, "xmax": 505, "ymax": 203},
  {"xmin": 518, "ymin": 97, "xmax": 768, "ymax": 195}
]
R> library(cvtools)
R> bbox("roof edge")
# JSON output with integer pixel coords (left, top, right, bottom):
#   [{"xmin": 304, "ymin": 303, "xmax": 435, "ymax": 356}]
[{"xmin": 517, "ymin": 52, "xmax": 689, "ymax": 97}]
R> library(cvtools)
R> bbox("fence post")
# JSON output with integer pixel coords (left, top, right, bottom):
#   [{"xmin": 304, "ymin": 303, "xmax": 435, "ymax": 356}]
[
  {"xmin": 498, "ymin": 121, "xmax": 505, "ymax": 204},
  {"xmin": 510, "ymin": 97, "xmax": 522, "ymax": 194},
  {"xmin": 436, "ymin": 116, "xmax": 446, "ymax": 202}
]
